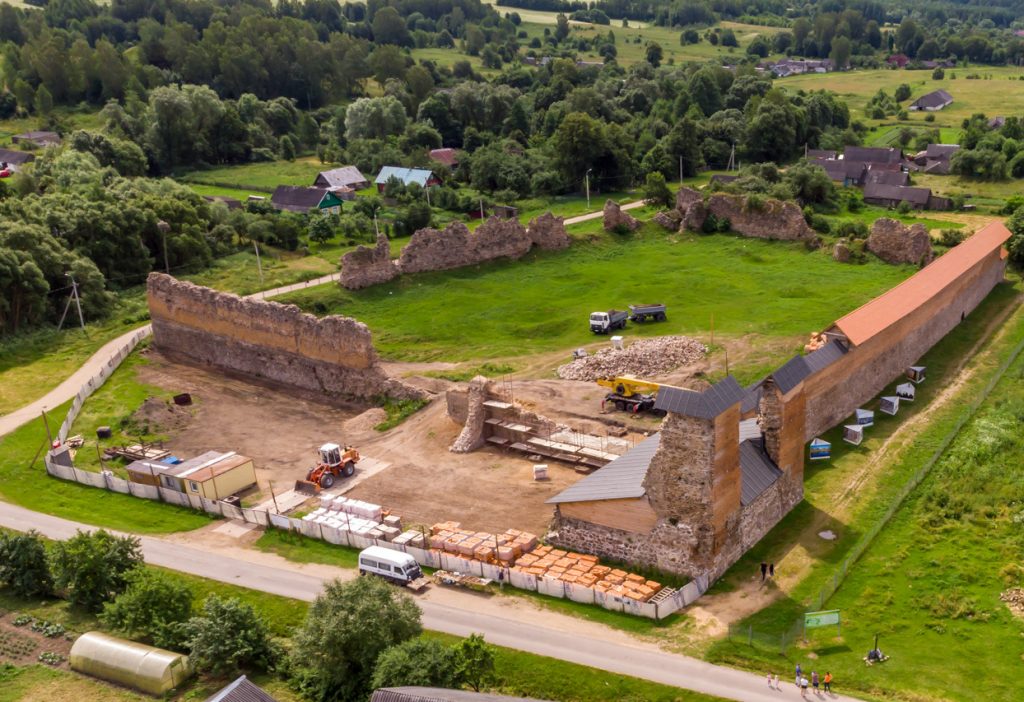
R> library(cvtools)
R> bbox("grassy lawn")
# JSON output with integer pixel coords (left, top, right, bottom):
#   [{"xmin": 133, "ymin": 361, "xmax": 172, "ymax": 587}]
[
  {"xmin": 178, "ymin": 157, "xmax": 326, "ymax": 192},
  {"xmin": 184, "ymin": 182, "xmax": 272, "ymax": 201},
  {"xmin": 0, "ymin": 352, "xmax": 214, "ymax": 533},
  {"xmin": 823, "ymin": 202, "xmax": 966, "ymax": 232},
  {"xmin": 182, "ymin": 249, "xmax": 336, "ymax": 296},
  {"xmin": 702, "ymin": 278, "xmax": 1024, "ymax": 702},
  {"xmin": 274, "ymin": 224, "xmax": 914, "ymax": 365}
]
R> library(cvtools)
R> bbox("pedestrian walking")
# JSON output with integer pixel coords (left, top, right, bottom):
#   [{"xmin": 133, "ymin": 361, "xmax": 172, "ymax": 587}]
[
  {"xmin": 823, "ymin": 672, "xmax": 832, "ymax": 693},
  {"xmin": 767, "ymin": 673, "xmax": 773, "ymax": 688},
  {"xmin": 800, "ymin": 677, "xmax": 809, "ymax": 698},
  {"xmin": 773, "ymin": 673, "xmax": 780, "ymax": 690},
  {"xmin": 794, "ymin": 663, "xmax": 802, "ymax": 687},
  {"xmin": 760, "ymin": 562, "xmax": 768, "ymax": 581},
  {"xmin": 769, "ymin": 562, "xmax": 775, "ymax": 578},
  {"xmin": 812, "ymin": 671, "xmax": 819, "ymax": 693}
]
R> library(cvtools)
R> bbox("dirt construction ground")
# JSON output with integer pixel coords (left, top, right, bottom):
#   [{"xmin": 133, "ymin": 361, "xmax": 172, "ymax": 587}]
[{"xmin": 135, "ymin": 352, "xmax": 626, "ymax": 535}]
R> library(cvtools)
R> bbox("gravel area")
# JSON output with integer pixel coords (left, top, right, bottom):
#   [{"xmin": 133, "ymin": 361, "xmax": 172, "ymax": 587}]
[{"xmin": 556, "ymin": 336, "xmax": 707, "ymax": 381}]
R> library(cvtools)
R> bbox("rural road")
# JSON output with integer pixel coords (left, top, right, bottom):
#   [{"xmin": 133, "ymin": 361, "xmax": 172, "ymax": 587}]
[{"xmin": 0, "ymin": 502, "xmax": 861, "ymax": 702}]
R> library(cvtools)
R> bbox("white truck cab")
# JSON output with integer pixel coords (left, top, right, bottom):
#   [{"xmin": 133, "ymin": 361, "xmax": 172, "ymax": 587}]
[{"xmin": 358, "ymin": 546, "xmax": 423, "ymax": 584}]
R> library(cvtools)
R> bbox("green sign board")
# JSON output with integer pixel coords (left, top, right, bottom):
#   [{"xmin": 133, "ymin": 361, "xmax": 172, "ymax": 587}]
[{"xmin": 804, "ymin": 610, "xmax": 841, "ymax": 629}]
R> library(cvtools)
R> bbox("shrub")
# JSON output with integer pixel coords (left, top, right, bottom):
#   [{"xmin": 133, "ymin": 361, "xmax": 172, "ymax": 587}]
[
  {"xmin": 896, "ymin": 200, "xmax": 913, "ymax": 214},
  {"xmin": 371, "ymin": 638, "xmax": 459, "ymax": 690},
  {"xmin": 101, "ymin": 570, "xmax": 193, "ymax": 649},
  {"xmin": 809, "ymin": 214, "xmax": 831, "ymax": 234},
  {"xmin": 835, "ymin": 220, "xmax": 868, "ymax": 240},
  {"xmin": 925, "ymin": 113, "xmax": 936, "ymax": 122},
  {"xmin": 51, "ymin": 530, "xmax": 142, "ymax": 611},
  {"xmin": 0, "ymin": 531, "xmax": 52, "ymax": 598},
  {"xmin": 938, "ymin": 229, "xmax": 965, "ymax": 247},
  {"xmin": 181, "ymin": 595, "xmax": 280, "ymax": 676},
  {"xmin": 933, "ymin": 67, "xmax": 945, "ymax": 80}
]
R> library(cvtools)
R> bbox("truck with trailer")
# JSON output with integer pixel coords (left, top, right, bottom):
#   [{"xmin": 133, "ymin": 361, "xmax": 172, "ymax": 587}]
[
  {"xmin": 628, "ymin": 303, "xmax": 667, "ymax": 323},
  {"xmin": 358, "ymin": 546, "xmax": 429, "ymax": 591},
  {"xmin": 589, "ymin": 309, "xmax": 628, "ymax": 334}
]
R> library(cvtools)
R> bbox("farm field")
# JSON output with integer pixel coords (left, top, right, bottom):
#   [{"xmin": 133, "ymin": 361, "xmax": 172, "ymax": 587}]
[
  {"xmin": 274, "ymin": 223, "xmax": 916, "ymax": 364},
  {"xmin": 781, "ymin": 67, "xmax": 1024, "ymax": 126},
  {"xmin": 703, "ymin": 280, "xmax": 1024, "ymax": 702},
  {"xmin": 178, "ymin": 156, "xmax": 326, "ymax": 192}
]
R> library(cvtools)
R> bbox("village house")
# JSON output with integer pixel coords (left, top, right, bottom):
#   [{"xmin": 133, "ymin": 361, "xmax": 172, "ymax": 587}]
[
  {"xmin": 11, "ymin": 130, "xmax": 61, "ymax": 147},
  {"xmin": 126, "ymin": 451, "xmax": 257, "ymax": 500},
  {"xmin": 909, "ymin": 143, "xmax": 960, "ymax": 175},
  {"xmin": 375, "ymin": 166, "xmax": 440, "ymax": 192},
  {"xmin": 0, "ymin": 148, "xmax": 35, "ymax": 172},
  {"xmin": 270, "ymin": 185, "xmax": 344, "ymax": 214},
  {"xmin": 862, "ymin": 182, "xmax": 950, "ymax": 210},
  {"xmin": 909, "ymin": 89, "xmax": 953, "ymax": 111},
  {"xmin": 428, "ymin": 148, "xmax": 460, "ymax": 170},
  {"xmin": 313, "ymin": 165, "xmax": 369, "ymax": 191},
  {"xmin": 768, "ymin": 58, "xmax": 833, "ymax": 77}
]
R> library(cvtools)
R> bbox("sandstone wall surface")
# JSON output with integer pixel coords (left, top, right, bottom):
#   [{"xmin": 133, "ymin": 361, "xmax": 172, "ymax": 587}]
[
  {"xmin": 147, "ymin": 273, "xmax": 422, "ymax": 403},
  {"xmin": 339, "ymin": 234, "xmax": 398, "ymax": 289},
  {"xmin": 675, "ymin": 187, "xmax": 818, "ymax": 244},
  {"xmin": 867, "ymin": 218, "xmax": 934, "ymax": 265}
]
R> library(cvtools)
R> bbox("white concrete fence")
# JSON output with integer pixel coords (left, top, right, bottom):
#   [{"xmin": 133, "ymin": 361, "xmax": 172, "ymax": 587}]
[{"xmin": 43, "ymin": 321, "xmax": 705, "ymax": 620}]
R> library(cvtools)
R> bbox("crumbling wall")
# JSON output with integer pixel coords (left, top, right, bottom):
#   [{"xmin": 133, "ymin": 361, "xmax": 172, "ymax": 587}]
[
  {"xmin": 340, "ymin": 213, "xmax": 569, "ymax": 289},
  {"xmin": 603, "ymin": 200, "xmax": 640, "ymax": 232},
  {"xmin": 867, "ymin": 218, "xmax": 934, "ymax": 265},
  {"xmin": 339, "ymin": 234, "xmax": 398, "ymax": 289},
  {"xmin": 676, "ymin": 187, "xmax": 819, "ymax": 245},
  {"xmin": 147, "ymin": 273, "xmax": 423, "ymax": 403},
  {"xmin": 450, "ymin": 376, "xmax": 488, "ymax": 453}
]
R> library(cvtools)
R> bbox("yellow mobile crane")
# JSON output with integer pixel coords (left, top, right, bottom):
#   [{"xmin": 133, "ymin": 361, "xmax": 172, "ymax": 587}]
[{"xmin": 595, "ymin": 375, "xmax": 662, "ymax": 413}]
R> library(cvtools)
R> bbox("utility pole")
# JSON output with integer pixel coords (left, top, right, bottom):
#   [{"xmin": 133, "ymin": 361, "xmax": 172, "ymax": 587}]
[
  {"xmin": 479, "ymin": 198, "xmax": 485, "ymax": 220},
  {"xmin": 425, "ymin": 186, "xmax": 431, "ymax": 207},
  {"xmin": 268, "ymin": 480, "xmax": 281, "ymax": 513},
  {"xmin": 253, "ymin": 241, "xmax": 264, "ymax": 286},
  {"xmin": 157, "ymin": 220, "xmax": 171, "ymax": 274},
  {"xmin": 57, "ymin": 273, "xmax": 86, "ymax": 332},
  {"xmin": 679, "ymin": 155, "xmax": 683, "ymax": 184},
  {"xmin": 41, "ymin": 409, "xmax": 53, "ymax": 448},
  {"xmin": 727, "ymin": 143, "xmax": 737, "ymax": 172},
  {"xmin": 585, "ymin": 168, "xmax": 593, "ymax": 209},
  {"xmin": 373, "ymin": 213, "xmax": 380, "ymax": 237}
]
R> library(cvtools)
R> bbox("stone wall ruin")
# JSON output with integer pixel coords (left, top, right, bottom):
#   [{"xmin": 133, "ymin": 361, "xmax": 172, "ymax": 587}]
[
  {"xmin": 339, "ymin": 213, "xmax": 569, "ymax": 290},
  {"xmin": 147, "ymin": 273, "xmax": 423, "ymax": 404},
  {"xmin": 675, "ymin": 187, "xmax": 820, "ymax": 245}
]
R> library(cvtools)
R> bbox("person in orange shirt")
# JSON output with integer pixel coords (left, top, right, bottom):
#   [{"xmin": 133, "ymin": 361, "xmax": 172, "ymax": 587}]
[{"xmin": 823, "ymin": 671, "xmax": 833, "ymax": 693}]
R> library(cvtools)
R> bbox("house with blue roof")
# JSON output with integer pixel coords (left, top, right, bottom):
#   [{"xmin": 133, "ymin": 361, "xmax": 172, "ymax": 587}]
[{"xmin": 375, "ymin": 166, "xmax": 440, "ymax": 192}]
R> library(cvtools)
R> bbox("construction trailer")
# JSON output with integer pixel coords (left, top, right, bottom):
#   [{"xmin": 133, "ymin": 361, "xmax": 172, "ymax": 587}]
[
  {"xmin": 879, "ymin": 396, "xmax": 900, "ymax": 416},
  {"xmin": 843, "ymin": 424, "xmax": 864, "ymax": 445},
  {"xmin": 809, "ymin": 438, "xmax": 831, "ymax": 461},
  {"xmin": 126, "ymin": 451, "xmax": 256, "ymax": 500},
  {"xmin": 70, "ymin": 631, "xmax": 191, "ymax": 696}
]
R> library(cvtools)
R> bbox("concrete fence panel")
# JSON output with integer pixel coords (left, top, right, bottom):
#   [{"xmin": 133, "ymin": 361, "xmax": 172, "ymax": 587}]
[
  {"xmin": 200, "ymin": 497, "xmax": 222, "ymax": 516},
  {"xmin": 288, "ymin": 517, "xmax": 305, "ymax": 532},
  {"xmin": 221, "ymin": 503, "xmax": 244, "ymax": 521},
  {"xmin": 321, "ymin": 526, "xmax": 349, "ymax": 546},
  {"xmin": 509, "ymin": 569, "xmax": 537, "ymax": 591},
  {"xmin": 479, "ymin": 563, "xmax": 506, "ymax": 581},
  {"xmin": 600, "ymin": 593, "xmax": 624, "ymax": 613},
  {"xmin": 268, "ymin": 513, "xmax": 292, "ymax": 530},
  {"xmin": 299, "ymin": 520, "xmax": 323, "ymax": 540},
  {"xmin": 566, "ymin": 583, "xmax": 595, "ymax": 605},
  {"xmin": 104, "ymin": 474, "xmax": 131, "ymax": 494},
  {"xmin": 538, "ymin": 576, "xmax": 565, "ymax": 599},
  {"xmin": 76, "ymin": 470, "xmax": 108, "ymax": 489},
  {"xmin": 636, "ymin": 601, "xmax": 658, "ymax": 619},
  {"xmin": 128, "ymin": 482, "xmax": 160, "ymax": 500},
  {"xmin": 348, "ymin": 533, "xmax": 373, "ymax": 550},
  {"xmin": 187, "ymin": 494, "xmax": 204, "ymax": 510},
  {"xmin": 158, "ymin": 488, "xmax": 185, "ymax": 506},
  {"xmin": 406, "ymin": 547, "xmax": 439, "ymax": 569},
  {"xmin": 241, "ymin": 508, "xmax": 269, "ymax": 526},
  {"xmin": 47, "ymin": 462, "xmax": 76, "ymax": 482}
]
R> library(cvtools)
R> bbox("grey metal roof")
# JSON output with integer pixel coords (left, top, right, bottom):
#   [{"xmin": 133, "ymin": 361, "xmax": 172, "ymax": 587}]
[
  {"xmin": 315, "ymin": 166, "xmax": 368, "ymax": 189},
  {"xmin": 271, "ymin": 185, "xmax": 330, "ymax": 211},
  {"xmin": 741, "ymin": 381, "xmax": 764, "ymax": 414},
  {"xmin": 843, "ymin": 146, "xmax": 902, "ymax": 164},
  {"xmin": 925, "ymin": 143, "xmax": 959, "ymax": 160},
  {"xmin": 371, "ymin": 688, "xmax": 550, "ymax": 702},
  {"xmin": 863, "ymin": 183, "xmax": 932, "ymax": 205},
  {"xmin": 865, "ymin": 169, "xmax": 909, "ymax": 186},
  {"xmin": 547, "ymin": 434, "xmax": 661, "ymax": 504},
  {"xmin": 772, "ymin": 340, "xmax": 847, "ymax": 395},
  {"xmin": 654, "ymin": 376, "xmax": 745, "ymax": 419},
  {"xmin": 375, "ymin": 166, "xmax": 435, "ymax": 186},
  {"xmin": 205, "ymin": 676, "xmax": 279, "ymax": 702},
  {"xmin": 0, "ymin": 148, "xmax": 35, "ymax": 165},
  {"xmin": 911, "ymin": 89, "xmax": 953, "ymax": 110},
  {"xmin": 739, "ymin": 439, "xmax": 782, "ymax": 506}
]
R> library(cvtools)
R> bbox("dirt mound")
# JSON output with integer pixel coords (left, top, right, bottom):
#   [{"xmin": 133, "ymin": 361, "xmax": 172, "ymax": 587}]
[
  {"xmin": 132, "ymin": 396, "xmax": 192, "ymax": 433},
  {"xmin": 343, "ymin": 408, "xmax": 389, "ymax": 436},
  {"xmin": 556, "ymin": 336, "xmax": 708, "ymax": 381}
]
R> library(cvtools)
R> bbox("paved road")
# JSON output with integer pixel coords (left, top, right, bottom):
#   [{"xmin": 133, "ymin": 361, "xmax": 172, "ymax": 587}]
[
  {"xmin": 564, "ymin": 198, "xmax": 645, "ymax": 225},
  {"xmin": 0, "ymin": 502, "xmax": 860, "ymax": 702},
  {"xmin": 0, "ymin": 272, "xmax": 341, "ymax": 437}
]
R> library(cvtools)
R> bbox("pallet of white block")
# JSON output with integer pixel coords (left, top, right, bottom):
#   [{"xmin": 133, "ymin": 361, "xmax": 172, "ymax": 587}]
[{"xmin": 303, "ymin": 499, "xmax": 420, "ymax": 546}]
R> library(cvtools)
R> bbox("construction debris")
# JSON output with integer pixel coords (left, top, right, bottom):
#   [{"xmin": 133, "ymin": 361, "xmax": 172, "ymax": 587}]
[{"xmin": 556, "ymin": 336, "xmax": 707, "ymax": 381}]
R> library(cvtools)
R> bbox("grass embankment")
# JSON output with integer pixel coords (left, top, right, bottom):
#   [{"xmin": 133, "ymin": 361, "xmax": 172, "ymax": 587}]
[
  {"xmin": 274, "ymin": 224, "xmax": 914, "ymax": 367},
  {"xmin": 0, "ymin": 556, "xmax": 724, "ymax": 702},
  {"xmin": 0, "ymin": 352, "xmax": 214, "ymax": 534},
  {"xmin": 704, "ymin": 280, "xmax": 1024, "ymax": 702}
]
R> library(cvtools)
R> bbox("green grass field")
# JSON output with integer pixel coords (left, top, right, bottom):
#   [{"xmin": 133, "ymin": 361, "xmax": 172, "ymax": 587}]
[
  {"xmin": 704, "ymin": 280, "xmax": 1024, "ymax": 702},
  {"xmin": 274, "ymin": 224, "xmax": 914, "ymax": 364},
  {"xmin": 178, "ymin": 156, "xmax": 326, "ymax": 192}
]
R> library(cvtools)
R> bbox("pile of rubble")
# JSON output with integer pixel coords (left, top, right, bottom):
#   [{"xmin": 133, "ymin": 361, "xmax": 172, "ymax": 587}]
[
  {"xmin": 430, "ymin": 522, "xmax": 539, "ymax": 564},
  {"xmin": 514, "ymin": 547, "xmax": 663, "ymax": 602},
  {"xmin": 557, "ymin": 336, "xmax": 707, "ymax": 381},
  {"xmin": 1001, "ymin": 588, "xmax": 1024, "ymax": 619}
]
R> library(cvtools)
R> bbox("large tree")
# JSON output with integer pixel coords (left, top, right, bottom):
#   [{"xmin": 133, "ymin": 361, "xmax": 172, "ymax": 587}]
[
  {"xmin": 0, "ymin": 530, "xmax": 52, "ymax": 598},
  {"xmin": 51, "ymin": 530, "xmax": 143, "ymax": 611}
]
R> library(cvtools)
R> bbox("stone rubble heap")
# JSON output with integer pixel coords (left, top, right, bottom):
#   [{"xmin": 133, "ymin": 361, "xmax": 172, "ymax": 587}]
[
  {"xmin": 1001, "ymin": 588, "xmax": 1024, "ymax": 620},
  {"xmin": 557, "ymin": 335, "xmax": 707, "ymax": 381}
]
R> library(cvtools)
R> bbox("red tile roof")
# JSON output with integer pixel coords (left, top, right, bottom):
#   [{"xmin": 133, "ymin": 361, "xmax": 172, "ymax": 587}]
[
  {"xmin": 428, "ymin": 148, "xmax": 459, "ymax": 168},
  {"xmin": 831, "ymin": 221, "xmax": 1011, "ymax": 346}
]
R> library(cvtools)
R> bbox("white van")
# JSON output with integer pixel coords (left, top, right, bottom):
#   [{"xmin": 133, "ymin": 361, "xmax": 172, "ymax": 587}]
[{"xmin": 358, "ymin": 546, "xmax": 423, "ymax": 585}]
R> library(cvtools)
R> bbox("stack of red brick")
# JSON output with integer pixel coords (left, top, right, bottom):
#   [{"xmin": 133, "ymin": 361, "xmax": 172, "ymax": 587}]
[
  {"xmin": 429, "ymin": 522, "xmax": 539, "ymax": 565},
  {"xmin": 513, "ymin": 546, "xmax": 662, "ymax": 601}
]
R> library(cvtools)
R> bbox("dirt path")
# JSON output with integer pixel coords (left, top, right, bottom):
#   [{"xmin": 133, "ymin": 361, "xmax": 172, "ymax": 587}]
[{"xmin": 688, "ymin": 293, "xmax": 1024, "ymax": 636}]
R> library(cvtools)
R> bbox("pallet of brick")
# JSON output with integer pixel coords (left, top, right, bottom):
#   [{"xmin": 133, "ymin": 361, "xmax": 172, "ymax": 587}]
[
  {"xmin": 458, "ymin": 537, "xmax": 481, "ymax": 557},
  {"xmin": 377, "ymin": 525, "xmax": 401, "ymax": 541},
  {"xmin": 429, "ymin": 530, "xmax": 452, "ymax": 549},
  {"xmin": 443, "ymin": 534, "xmax": 467, "ymax": 553},
  {"xmin": 431, "ymin": 521, "xmax": 461, "ymax": 535},
  {"xmin": 383, "ymin": 514, "xmax": 402, "ymax": 530},
  {"xmin": 474, "ymin": 544, "xmax": 496, "ymax": 561},
  {"xmin": 497, "ymin": 546, "xmax": 516, "ymax": 564},
  {"xmin": 367, "ymin": 528, "xmax": 384, "ymax": 539},
  {"xmin": 626, "ymin": 573, "xmax": 646, "ymax": 584}
]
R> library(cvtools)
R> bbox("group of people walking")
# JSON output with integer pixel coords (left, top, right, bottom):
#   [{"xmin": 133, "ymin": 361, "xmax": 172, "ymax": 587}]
[{"xmin": 766, "ymin": 664, "xmax": 833, "ymax": 696}]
